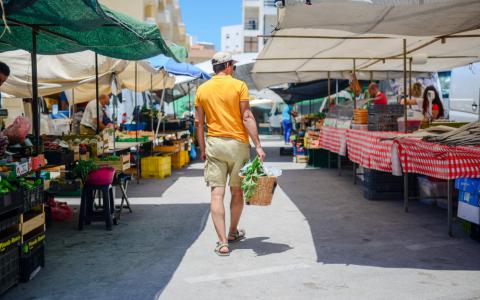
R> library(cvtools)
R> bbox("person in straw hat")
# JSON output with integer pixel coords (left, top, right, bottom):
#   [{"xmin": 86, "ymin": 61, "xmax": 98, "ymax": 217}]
[{"xmin": 195, "ymin": 51, "xmax": 265, "ymax": 256}]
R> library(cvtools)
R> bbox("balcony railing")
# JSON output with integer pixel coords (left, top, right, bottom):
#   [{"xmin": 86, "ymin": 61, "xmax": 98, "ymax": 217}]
[{"xmin": 264, "ymin": 0, "xmax": 276, "ymax": 7}]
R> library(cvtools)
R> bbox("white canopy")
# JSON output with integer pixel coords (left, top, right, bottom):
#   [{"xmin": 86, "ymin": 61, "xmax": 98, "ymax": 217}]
[
  {"xmin": 0, "ymin": 50, "xmax": 175, "ymax": 104},
  {"xmin": 252, "ymin": 0, "xmax": 480, "ymax": 89}
]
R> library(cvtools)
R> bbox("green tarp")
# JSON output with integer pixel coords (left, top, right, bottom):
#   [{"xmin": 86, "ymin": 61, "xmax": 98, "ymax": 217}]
[{"xmin": 1, "ymin": 0, "xmax": 175, "ymax": 60}]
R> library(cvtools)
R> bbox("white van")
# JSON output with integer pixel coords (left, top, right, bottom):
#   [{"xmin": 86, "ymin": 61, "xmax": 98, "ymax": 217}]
[{"xmin": 449, "ymin": 63, "xmax": 480, "ymax": 122}]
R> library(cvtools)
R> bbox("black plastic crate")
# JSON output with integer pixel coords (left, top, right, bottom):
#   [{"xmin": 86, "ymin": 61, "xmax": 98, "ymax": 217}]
[
  {"xmin": 363, "ymin": 188, "xmax": 404, "ymax": 201},
  {"xmin": 0, "ymin": 246, "xmax": 19, "ymax": 296},
  {"xmin": 22, "ymin": 184, "xmax": 44, "ymax": 213},
  {"xmin": 367, "ymin": 104, "xmax": 404, "ymax": 132},
  {"xmin": 280, "ymin": 147, "xmax": 293, "ymax": 156},
  {"xmin": 20, "ymin": 228, "xmax": 45, "ymax": 283},
  {"xmin": 0, "ymin": 213, "xmax": 19, "ymax": 233},
  {"xmin": 44, "ymin": 150, "xmax": 75, "ymax": 168},
  {"xmin": 20, "ymin": 243, "xmax": 44, "ymax": 282},
  {"xmin": 0, "ymin": 190, "xmax": 23, "ymax": 218}
]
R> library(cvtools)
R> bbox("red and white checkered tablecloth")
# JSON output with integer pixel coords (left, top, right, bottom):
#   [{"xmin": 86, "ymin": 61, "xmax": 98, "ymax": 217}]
[
  {"xmin": 319, "ymin": 127, "xmax": 348, "ymax": 155},
  {"xmin": 394, "ymin": 138, "xmax": 480, "ymax": 179},
  {"xmin": 346, "ymin": 129, "xmax": 401, "ymax": 172}
]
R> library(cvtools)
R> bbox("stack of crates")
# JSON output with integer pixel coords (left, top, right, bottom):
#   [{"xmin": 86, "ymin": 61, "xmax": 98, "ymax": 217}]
[
  {"xmin": 172, "ymin": 151, "xmax": 189, "ymax": 169},
  {"xmin": 363, "ymin": 168, "xmax": 417, "ymax": 200},
  {"xmin": 0, "ymin": 187, "xmax": 23, "ymax": 295},
  {"xmin": 367, "ymin": 104, "xmax": 404, "ymax": 132},
  {"xmin": 19, "ymin": 183, "xmax": 46, "ymax": 283},
  {"xmin": 141, "ymin": 156, "xmax": 172, "ymax": 179}
]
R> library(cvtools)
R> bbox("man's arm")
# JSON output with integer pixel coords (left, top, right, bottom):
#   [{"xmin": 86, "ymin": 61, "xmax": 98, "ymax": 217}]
[
  {"xmin": 240, "ymin": 101, "xmax": 266, "ymax": 161},
  {"xmin": 195, "ymin": 105, "xmax": 206, "ymax": 161}
]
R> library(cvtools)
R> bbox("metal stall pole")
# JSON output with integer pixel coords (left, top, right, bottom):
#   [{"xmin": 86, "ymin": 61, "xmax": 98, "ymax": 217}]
[
  {"xmin": 336, "ymin": 79, "xmax": 341, "ymax": 176},
  {"xmin": 447, "ymin": 179, "xmax": 453, "ymax": 236},
  {"xmin": 31, "ymin": 28, "xmax": 40, "ymax": 155},
  {"xmin": 134, "ymin": 62, "xmax": 140, "ymax": 183},
  {"xmin": 150, "ymin": 74, "xmax": 154, "ymax": 133},
  {"xmin": 327, "ymin": 71, "xmax": 331, "ymax": 168},
  {"xmin": 353, "ymin": 59, "xmax": 357, "ymax": 184},
  {"xmin": 95, "ymin": 53, "xmax": 100, "ymax": 134},
  {"xmin": 403, "ymin": 39, "xmax": 409, "ymax": 213}
]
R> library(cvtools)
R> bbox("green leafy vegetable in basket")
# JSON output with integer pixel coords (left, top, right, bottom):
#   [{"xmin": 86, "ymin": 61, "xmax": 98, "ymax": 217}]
[{"xmin": 240, "ymin": 156, "xmax": 265, "ymax": 202}]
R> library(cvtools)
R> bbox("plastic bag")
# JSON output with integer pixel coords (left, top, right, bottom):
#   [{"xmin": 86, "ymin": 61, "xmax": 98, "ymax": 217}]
[{"xmin": 4, "ymin": 116, "xmax": 31, "ymax": 145}]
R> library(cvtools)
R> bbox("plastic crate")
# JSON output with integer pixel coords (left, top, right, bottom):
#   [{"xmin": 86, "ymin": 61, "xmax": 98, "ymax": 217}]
[
  {"xmin": 363, "ymin": 169, "xmax": 417, "ymax": 200},
  {"xmin": 141, "ymin": 156, "xmax": 171, "ymax": 179},
  {"xmin": 153, "ymin": 144, "xmax": 180, "ymax": 153},
  {"xmin": 44, "ymin": 150, "xmax": 75, "ymax": 167},
  {"xmin": 172, "ymin": 151, "xmax": 188, "ymax": 169},
  {"xmin": 20, "ymin": 242, "xmax": 45, "ymax": 282},
  {"xmin": 0, "ymin": 213, "xmax": 19, "ymax": 233},
  {"xmin": 308, "ymin": 148, "xmax": 337, "ymax": 168},
  {"xmin": 123, "ymin": 123, "xmax": 147, "ymax": 131},
  {"xmin": 367, "ymin": 104, "xmax": 404, "ymax": 132},
  {"xmin": 0, "ymin": 190, "xmax": 23, "ymax": 217},
  {"xmin": 0, "ymin": 247, "xmax": 19, "ymax": 295},
  {"xmin": 22, "ymin": 184, "xmax": 44, "ymax": 213}
]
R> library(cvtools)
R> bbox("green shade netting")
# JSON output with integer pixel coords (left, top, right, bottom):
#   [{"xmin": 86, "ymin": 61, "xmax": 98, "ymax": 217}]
[
  {"xmin": 172, "ymin": 92, "xmax": 194, "ymax": 117},
  {"xmin": 167, "ymin": 43, "xmax": 188, "ymax": 62},
  {"xmin": 1, "ymin": 0, "xmax": 175, "ymax": 60},
  {"xmin": 296, "ymin": 97, "xmax": 325, "ymax": 106}
]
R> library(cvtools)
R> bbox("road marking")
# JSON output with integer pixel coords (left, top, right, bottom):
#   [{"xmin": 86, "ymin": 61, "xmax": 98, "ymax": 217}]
[
  {"xmin": 184, "ymin": 263, "xmax": 311, "ymax": 284},
  {"xmin": 406, "ymin": 240, "xmax": 462, "ymax": 251}
]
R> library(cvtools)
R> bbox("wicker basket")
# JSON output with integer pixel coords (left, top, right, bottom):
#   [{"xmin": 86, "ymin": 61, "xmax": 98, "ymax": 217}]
[
  {"xmin": 353, "ymin": 108, "xmax": 368, "ymax": 124},
  {"xmin": 241, "ymin": 176, "xmax": 277, "ymax": 206}
]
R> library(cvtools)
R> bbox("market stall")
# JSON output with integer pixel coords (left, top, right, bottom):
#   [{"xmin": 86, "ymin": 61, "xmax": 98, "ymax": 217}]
[
  {"xmin": 0, "ymin": 0, "xmax": 177, "ymax": 293},
  {"xmin": 254, "ymin": 0, "xmax": 480, "ymax": 238}
]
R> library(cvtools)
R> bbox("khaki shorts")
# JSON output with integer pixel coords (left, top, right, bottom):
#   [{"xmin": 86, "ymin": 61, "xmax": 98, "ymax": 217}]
[{"xmin": 205, "ymin": 137, "xmax": 250, "ymax": 187}]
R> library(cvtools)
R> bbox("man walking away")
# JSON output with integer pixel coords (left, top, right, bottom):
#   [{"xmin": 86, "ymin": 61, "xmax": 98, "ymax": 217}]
[{"xmin": 195, "ymin": 52, "xmax": 266, "ymax": 256}]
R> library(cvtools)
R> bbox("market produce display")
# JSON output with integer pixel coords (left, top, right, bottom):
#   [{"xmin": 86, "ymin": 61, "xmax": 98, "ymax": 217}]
[{"xmin": 423, "ymin": 121, "xmax": 480, "ymax": 146}]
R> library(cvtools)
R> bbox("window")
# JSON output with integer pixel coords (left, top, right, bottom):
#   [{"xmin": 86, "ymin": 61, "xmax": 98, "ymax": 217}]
[{"xmin": 244, "ymin": 37, "xmax": 258, "ymax": 53}]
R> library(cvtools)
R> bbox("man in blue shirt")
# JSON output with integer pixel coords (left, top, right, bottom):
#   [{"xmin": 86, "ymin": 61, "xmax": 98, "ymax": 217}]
[{"xmin": 282, "ymin": 104, "xmax": 293, "ymax": 144}]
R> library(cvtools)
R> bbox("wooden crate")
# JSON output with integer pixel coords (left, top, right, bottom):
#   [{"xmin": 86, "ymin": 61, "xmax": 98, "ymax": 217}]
[
  {"xmin": 296, "ymin": 155, "xmax": 308, "ymax": 163},
  {"xmin": 20, "ymin": 205, "xmax": 45, "ymax": 243},
  {"xmin": 94, "ymin": 154, "xmax": 130, "ymax": 172}
]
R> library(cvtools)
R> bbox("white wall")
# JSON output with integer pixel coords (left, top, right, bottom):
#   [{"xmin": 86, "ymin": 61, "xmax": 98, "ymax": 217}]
[{"xmin": 221, "ymin": 25, "xmax": 244, "ymax": 54}]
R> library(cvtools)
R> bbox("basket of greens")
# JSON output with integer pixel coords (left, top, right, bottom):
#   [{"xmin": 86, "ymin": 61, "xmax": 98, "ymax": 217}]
[{"xmin": 240, "ymin": 156, "xmax": 278, "ymax": 206}]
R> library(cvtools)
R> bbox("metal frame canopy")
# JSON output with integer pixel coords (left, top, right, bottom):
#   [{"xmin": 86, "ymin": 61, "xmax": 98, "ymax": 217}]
[
  {"xmin": 0, "ymin": 0, "xmax": 175, "ymax": 60},
  {"xmin": 252, "ymin": 0, "xmax": 480, "ymax": 89}
]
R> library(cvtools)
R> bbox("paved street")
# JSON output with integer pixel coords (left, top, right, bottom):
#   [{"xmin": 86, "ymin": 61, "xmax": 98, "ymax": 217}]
[{"xmin": 7, "ymin": 136, "xmax": 480, "ymax": 300}]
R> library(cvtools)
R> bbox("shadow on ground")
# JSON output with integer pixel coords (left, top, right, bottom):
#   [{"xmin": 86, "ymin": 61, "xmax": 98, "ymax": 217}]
[
  {"xmin": 279, "ymin": 168, "xmax": 480, "ymax": 271},
  {"xmin": 230, "ymin": 237, "xmax": 293, "ymax": 256},
  {"xmin": 4, "ymin": 203, "xmax": 209, "ymax": 300}
]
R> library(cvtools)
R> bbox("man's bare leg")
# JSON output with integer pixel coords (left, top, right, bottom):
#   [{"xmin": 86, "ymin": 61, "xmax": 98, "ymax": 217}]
[
  {"xmin": 211, "ymin": 187, "xmax": 228, "ymax": 252},
  {"xmin": 229, "ymin": 186, "xmax": 244, "ymax": 237}
]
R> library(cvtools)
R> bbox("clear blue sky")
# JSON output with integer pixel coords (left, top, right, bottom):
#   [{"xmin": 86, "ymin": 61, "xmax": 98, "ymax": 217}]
[{"xmin": 179, "ymin": 0, "xmax": 243, "ymax": 50}]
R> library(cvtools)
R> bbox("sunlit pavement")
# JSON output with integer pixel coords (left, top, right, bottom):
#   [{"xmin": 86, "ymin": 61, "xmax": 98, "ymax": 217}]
[{"xmin": 8, "ymin": 135, "xmax": 480, "ymax": 300}]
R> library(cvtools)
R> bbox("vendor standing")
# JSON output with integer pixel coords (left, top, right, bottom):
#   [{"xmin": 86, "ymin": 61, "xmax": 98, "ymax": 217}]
[
  {"xmin": 367, "ymin": 82, "xmax": 388, "ymax": 105},
  {"xmin": 80, "ymin": 94, "xmax": 111, "ymax": 135},
  {"xmin": 422, "ymin": 85, "xmax": 445, "ymax": 121}
]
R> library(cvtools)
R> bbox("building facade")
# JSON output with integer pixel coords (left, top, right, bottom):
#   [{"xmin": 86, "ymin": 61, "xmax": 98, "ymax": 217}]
[
  {"xmin": 221, "ymin": 25, "xmax": 244, "ymax": 54},
  {"xmin": 221, "ymin": 0, "xmax": 277, "ymax": 54},
  {"xmin": 99, "ymin": 0, "xmax": 190, "ymax": 48}
]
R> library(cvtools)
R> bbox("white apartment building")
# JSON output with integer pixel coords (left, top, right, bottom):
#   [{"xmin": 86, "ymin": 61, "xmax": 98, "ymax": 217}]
[
  {"xmin": 221, "ymin": 0, "xmax": 277, "ymax": 54},
  {"xmin": 221, "ymin": 25, "xmax": 244, "ymax": 54}
]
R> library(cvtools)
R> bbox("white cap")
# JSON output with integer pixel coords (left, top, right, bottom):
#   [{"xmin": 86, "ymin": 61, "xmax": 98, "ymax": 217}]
[{"xmin": 211, "ymin": 51, "xmax": 236, "ymax": 66}]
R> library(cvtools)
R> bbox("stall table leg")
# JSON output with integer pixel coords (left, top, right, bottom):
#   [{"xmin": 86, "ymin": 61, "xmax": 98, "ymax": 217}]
[
  {"xmin": 447, "ymin": 179, "xmax": 453, "ymax": 237},
  {"xmin": 338, "ymin": 154, "xmax": 342, "ymax": 176},
  {"xmin": 403, "ymin": 172, "xmax": 409, "ymax": 213},
  {"xmin": 353, "ymin": 162, "xmax": 357, "ymax": 185}
]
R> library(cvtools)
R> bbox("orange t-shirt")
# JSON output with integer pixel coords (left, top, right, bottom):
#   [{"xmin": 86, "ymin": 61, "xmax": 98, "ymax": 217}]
[{"xmin": 195, "ymin": 75, "xmax": 250, "ymax": 143}]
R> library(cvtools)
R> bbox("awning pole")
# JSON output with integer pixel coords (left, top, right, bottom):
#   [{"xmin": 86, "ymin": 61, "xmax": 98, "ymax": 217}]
[
  {"xmin": 327, "ymin": 71, "xmax": 331, "ymax": 111},
  {"xmin": 135, "ymin": 61, "xmax": 140, "ymax": 184},
  {"xmin": 403, "ymin": 38, "xmax": 409, "ymax": 214},
  {"xmin": 409, "ymin": 57, "xmax": 413, "ymax": 100},
  {"xmin": 71, "ymin": 89, "xmax": 75, "ymax": 134},
  {"xmin": 353, "ymin": 59, "xmax": 357, "ymax": 110},
  {"xmin": 150, "ymin": 74, "xmax": 154, "ymax": 132},
  {"xmin": 95, "ymin": 53, "xmax": 100, "ymax": 135},
  {"xmin": 31, "ymin": 27, "xmax": 40, "ymax": 154},
  {"xmin": 403, "ymin": 39, "xmax": 408, "ymax": 133},
  {"xmin": 188, "ymin": 83, "xmax": 191, "ymax": 113},
  {"xmin": 335, "ymin": 79, "xmax": 339, "ymax": 104}
]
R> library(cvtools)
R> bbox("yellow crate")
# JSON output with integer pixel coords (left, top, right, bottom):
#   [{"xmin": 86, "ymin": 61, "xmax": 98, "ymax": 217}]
[
  {"xmin": 172, "ymin": 151, "xmax": 188, "ymax": 169},
  {"xmin": 141, "ymin": 156, "xmax": 171, "ymax": 178}
]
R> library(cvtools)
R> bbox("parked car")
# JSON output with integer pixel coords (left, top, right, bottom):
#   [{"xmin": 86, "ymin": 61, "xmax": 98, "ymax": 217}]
[{"xmin": 448, "ymin": 63, "xmax": 480, "ymax": 122}]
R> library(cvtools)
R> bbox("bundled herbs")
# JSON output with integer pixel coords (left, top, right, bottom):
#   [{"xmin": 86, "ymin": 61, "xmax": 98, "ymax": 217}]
[{"xmin": 240, "ymin": 156, "xmax": 266, "ymax": 201}]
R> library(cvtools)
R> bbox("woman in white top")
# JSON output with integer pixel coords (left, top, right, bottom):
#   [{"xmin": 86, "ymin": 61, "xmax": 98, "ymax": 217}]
[{"xmin": 400, "ymin": 82, "xmax": 423, "ymax": 111}]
